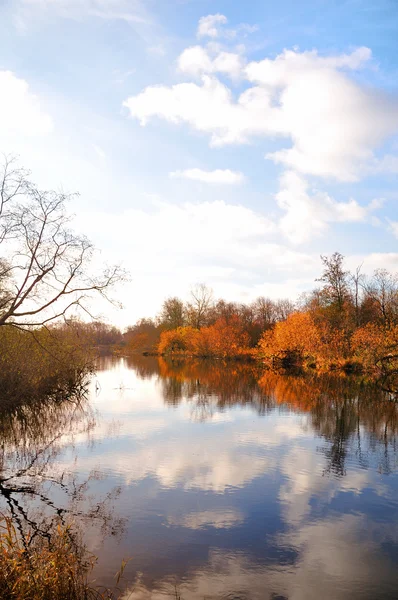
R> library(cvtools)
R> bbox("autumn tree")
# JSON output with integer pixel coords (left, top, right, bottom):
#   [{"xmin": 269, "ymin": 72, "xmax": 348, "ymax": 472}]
[
  {"xmin": 158, "ymin": 326, "xmax": 198, "ymax": 355},
  {"xmin": 86, "ymin": 321, "xmax": 122, "ymax": 346},
  {"xmin": 124, "ymin": 318, "xmax": 161, "ymax": 353},
  {"xmin": 212, "ymin": 299, "xmax": 240, "ymax": 324},
  {"xmin": 352, "ymin": 322, "xmax": 398, "ymax": 375},
  {"xmin": 316, "ymin": 252, "xmax": 352, "ymax": 324},
  {"xmin": 158, "ymin": 296, "xmax": 186, "ymax": 330},
  {"xmin": 258, "ymin": 311, "xmax": 321, "ymax": 366},
  {"xmin": 193, "ymin": 316, "xmax": 250, "ymax": 358},
  {"xmin": 0, "ymin": 156, "xmax": 125, "ymax": 329}
]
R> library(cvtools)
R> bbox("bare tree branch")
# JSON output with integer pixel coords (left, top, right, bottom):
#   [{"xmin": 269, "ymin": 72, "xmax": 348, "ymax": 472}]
[{"xmin": 0, "ymin": 155, "xmax": 127, "ymax": 328}]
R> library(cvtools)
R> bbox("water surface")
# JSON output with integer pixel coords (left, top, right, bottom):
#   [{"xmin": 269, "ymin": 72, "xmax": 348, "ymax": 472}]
[{"xmin": 1, "ymin": 356, "xmax": 397, "ymax": 599}]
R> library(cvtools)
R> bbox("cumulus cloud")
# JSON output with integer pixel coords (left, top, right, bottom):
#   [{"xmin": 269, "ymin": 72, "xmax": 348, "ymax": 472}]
[
  {"xmin": 197, "ymin": 14, "xmax": 257, "ymax": 40},
  {"xmin": 197, "ymin": 14, "xmax": 228, "ymax": 38},
  {"xmin": 123, "ymin": 75, "xmax": 277, "ymax": 146},
  {"xmin": 0, "ymin": 70, "xmax": 53, "ymax": 137},
  {"xmin": 169, "ymin": 168, "xmax": 245, "ymax": 184},
  {"xmin": 124, "ymin": 33, "xmax": 398, "ymax": 180},
  {"xmin": 276, "ymin": 170, "xmax": 382, "ymax": 243},
  {"xmin": 177, "ymin": 46, "xmax": 245, "ymax": 79}
]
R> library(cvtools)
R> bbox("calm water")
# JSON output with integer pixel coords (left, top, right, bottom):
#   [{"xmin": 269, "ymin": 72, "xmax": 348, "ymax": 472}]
[{"xmin": 1, "ymin": 356, "xmax": 398, "ymax": 599}]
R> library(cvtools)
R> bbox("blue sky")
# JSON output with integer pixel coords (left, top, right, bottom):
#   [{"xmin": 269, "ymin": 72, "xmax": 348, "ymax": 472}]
[{"xmin": 1, "ymin": 0, "xmax": 398, "ymax": 325}]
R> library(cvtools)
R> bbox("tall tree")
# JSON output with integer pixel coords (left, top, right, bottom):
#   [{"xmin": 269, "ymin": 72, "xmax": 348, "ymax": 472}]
[
  {"xmin": 364, "ymin": 269, "xmax": 398, "ymax": 326},
  {"xmin": 159, "ymin": 297, "xmax": 186, "ymax": 330},
  {"xmin": 316, "ymin": 252, "xmax": 351, "ymax": 317},
  {"xmin": 186, "ymin": 283, "xmax": 213, "ymax": 329}
]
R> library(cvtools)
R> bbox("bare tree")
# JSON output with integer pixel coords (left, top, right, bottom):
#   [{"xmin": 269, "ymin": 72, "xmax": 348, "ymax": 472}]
[
  {"xmin": 0, "ymin": 156, "xmax": 126, "ymax": 328},
  {"xmin": 186, "ymin": 283, "xmax": 213, "ymax": 329},
  {"xmin": 252, "ymin": 297, "xmax": 277, "ymax": 330},
  {"xmin": 351, "ymin": 263, "xmax": 364, "ymax": 327},
  {"xmin": 364, "ymin": 268, "xmax": 398, "ymax": 326},
  {"xmin": 274, "ymin": 298, "xmax": 295, "ymax": 321}
]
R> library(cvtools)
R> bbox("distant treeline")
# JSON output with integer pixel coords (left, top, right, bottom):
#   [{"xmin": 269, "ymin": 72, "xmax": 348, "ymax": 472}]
[{"xmin": 115, "ymin": 253, "xmax": 398, "ymax": 377}]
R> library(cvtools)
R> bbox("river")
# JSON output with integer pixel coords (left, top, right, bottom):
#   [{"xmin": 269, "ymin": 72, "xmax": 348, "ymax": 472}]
[{"xmin": 1, "ymin": 355, "xmax": 397, "ymax": 599}]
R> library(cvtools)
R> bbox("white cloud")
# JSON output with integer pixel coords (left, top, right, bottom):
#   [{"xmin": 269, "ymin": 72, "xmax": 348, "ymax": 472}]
[
  {"xmin": 124, "ymin": 74, "xmax": 277, "ymax": 147},
  {"xmin": 177, "ymin": 46, "xmax": 244, "ymax": 79},
  {"xmin": 124, "ymin": 40, "xmax": 398, "ymax": 180},
  {"xmin": 178, "ymin": 46, "xmax": 213, "ymax": 77},
  {"xmin": 346, "ymin": 252, "xmax": 398, "ymax": 274},
  {"xmin": 276, "ymin": 170, "xmax": 381, "ymax": 243},
  {"xmin": 197, "ymin": 14, "xmax": 258, "ymax": 41},
  {"xmin": 197, "ymin": 14, "xmax": 227, "ymax": 38},
  {"xmin": 74, "ymin": 198, "xmax": 322, "ymax": 323},
  {"xmin": 169, "ymin": 168, "xmax": 245, "ymax": 184},
  {"xmin": 0, "ymin": 70, "xmax": 53, "ymax": 138}
]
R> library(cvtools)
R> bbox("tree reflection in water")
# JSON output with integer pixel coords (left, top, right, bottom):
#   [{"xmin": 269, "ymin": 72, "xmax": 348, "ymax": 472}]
[
  {"xmin": 0, "ymin": 391, "xmax": 125, "ymax": 548},
  {"xmin": 3, "ymin": 355, "xmax": 396, "ymax": 599},
  {"xmin": 146, "ymin": 356, "xmax": 397, "ymax": 477},
  {"xmin": 117, "ymin": 356, "xmax": 397, "ymax": 600}
]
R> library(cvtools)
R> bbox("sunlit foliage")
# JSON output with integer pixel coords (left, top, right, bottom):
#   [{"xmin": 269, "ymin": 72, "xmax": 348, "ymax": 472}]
[{"xmin": 148, "ymin": 253, "xmax": 398, "ymax": 374}]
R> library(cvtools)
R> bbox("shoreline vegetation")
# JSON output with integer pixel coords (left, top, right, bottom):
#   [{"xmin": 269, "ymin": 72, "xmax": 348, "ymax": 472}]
[{"xmin": 115, "ymin": 254, "xmax": 398, "ymax": 384}]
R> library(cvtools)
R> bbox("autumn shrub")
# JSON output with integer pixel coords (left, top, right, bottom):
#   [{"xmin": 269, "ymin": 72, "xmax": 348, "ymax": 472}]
[
  {"xmin": 258, "ymin": 311, "xmax": 321, "ymax": 366},
  {"xmin": 0, "ymin": 515, "xmax": 112, "ymax": 600},
  {"xmin": 352, "ymin": 323, "xmax": 398, "ymax": 373},
  {"xmin": 0, "ymin": 323, "xmax": 94, "ymax": 409},
  {"xmin": 158, "ymin": 318, "xmax": 251, "ymax": 359},
  {"xmin": 158, "ymin": 326, "xmax": 199, "ymax": 355},
  {"xmin": 257, "ymin": 310, "xmax": 359, "ymax": 369},
  {"xmin": 193, "ymin": 317, "xmax": 250, "ymax": 358},
  {"xmin": 314, "ymin": 322, "xmax": 352, "ymax": 368}
]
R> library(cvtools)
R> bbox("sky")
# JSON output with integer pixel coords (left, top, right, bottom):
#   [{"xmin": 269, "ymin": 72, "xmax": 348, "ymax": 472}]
[{"xmin": 1, "ymin": 0, "xmax": 398, "ymax": 326}]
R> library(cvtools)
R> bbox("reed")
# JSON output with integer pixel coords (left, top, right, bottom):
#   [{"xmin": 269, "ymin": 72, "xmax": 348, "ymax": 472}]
[{"xmin": 0, "ymin": 515, "xmax": 115, "ymax": 600}]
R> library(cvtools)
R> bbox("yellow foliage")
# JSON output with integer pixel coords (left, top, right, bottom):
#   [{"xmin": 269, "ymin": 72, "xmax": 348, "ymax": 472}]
[{"xmin": 158, "ymin": 326, "xmax": 199, "ymax": 355}]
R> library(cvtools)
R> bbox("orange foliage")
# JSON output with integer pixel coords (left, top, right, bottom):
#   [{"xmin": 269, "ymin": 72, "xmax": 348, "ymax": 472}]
[
  {"xmin": 194, "ymin": 316, "xmax": 250, "ymax": 358},
  {"xmin": 258, "ymin": 311, "xmax": 355, "ymax": 367},
  {"xmin": 157, "ymin": 326, "xmax": 199, "ymax": 355},
  {"xmin": 258, "ymin": 312, "xmax": 320, "ymax": 362},
  {"xmin": 157, "ymin": 317, "xmax": 250, "ymax": 358},
  {"xmin": 352, "ymin": 323, "xmax": 398, "ymax": 372}
]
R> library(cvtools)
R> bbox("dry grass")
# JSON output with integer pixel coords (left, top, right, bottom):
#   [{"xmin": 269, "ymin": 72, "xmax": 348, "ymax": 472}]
[{"xmin": 0, "ymin": 515, "xmax": 118, "ymax": 600}]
